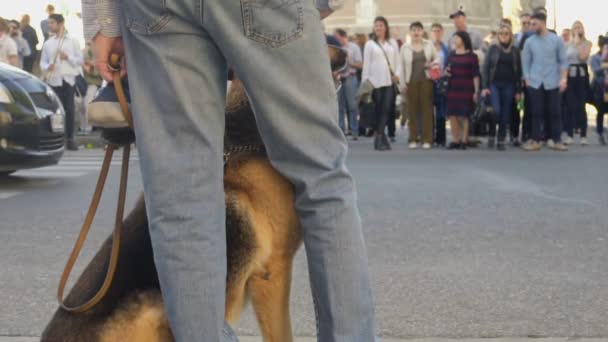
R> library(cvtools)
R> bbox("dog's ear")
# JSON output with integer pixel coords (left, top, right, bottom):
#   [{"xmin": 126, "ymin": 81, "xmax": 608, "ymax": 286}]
[{"xmin": 328, "ymin": 45, "xmax": 347, "ymax": 73}]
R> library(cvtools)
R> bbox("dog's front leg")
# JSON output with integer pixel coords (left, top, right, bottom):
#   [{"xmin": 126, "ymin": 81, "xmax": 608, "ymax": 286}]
[{"xmin": 248, "ymin": 259, "xmax": 294, "ymax": 342}]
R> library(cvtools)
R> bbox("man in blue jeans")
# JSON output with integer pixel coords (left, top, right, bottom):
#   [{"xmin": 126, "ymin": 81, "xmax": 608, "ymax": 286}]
[
  {"xmin": 522, "ymin": 11, "xmax": 569, "ymax": 152},
  {"xmin": 335, "ymin": 28, "xmax": 362, "ymax": 140},
  {"xmin": 82, "ymin": 0, "xmax": 377, "ymax": 341}
]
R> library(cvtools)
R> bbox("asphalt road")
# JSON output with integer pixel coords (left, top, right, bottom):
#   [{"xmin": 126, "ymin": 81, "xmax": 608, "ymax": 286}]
[{"xmin": 1, "ymin": 133, "xmax": 607, "ymax": 339}]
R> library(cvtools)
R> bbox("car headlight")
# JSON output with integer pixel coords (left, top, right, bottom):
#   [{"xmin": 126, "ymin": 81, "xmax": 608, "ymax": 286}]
[
  {"xmin": 0, "ymin": 112, "xmax": 11, "ymax": 126},
  {"xmin": 0, "ymin": 83, "xmax": 14, "ymax": 104}
]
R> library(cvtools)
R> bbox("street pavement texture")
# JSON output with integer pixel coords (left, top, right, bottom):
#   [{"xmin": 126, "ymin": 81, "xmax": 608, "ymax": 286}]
[{"xmin": 1, "ymin": 136, "xmax": 607, "ymax": 339}]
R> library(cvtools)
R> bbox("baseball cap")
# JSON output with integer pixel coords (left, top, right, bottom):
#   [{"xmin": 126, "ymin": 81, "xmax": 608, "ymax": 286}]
[{"xmin": 449, "ymin": 10, "xmax": 466, "ymax": 19}]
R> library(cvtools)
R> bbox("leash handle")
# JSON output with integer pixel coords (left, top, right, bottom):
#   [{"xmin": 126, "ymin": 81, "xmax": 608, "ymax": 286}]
[
  {"xmin": 57, "ymin": 55, "xmax": 133, "ymax": 313},
  {"xmin": 109, "ymin": 54, "xmax": 134, "ymax": 129}
]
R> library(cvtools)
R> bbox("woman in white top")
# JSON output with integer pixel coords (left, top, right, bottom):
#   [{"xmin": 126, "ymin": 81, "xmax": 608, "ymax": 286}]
[{"xmin": 361, "ymin": 16, "xmax": 401, "ymax": 151}]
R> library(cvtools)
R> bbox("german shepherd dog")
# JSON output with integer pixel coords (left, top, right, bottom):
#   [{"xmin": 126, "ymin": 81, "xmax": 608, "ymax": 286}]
[{"xmin": 41, "ymin": 46, "xmax": 347, "ymax": 342}]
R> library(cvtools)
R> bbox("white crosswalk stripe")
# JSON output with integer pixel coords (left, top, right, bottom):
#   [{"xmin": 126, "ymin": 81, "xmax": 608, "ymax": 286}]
[{"xmin": 0, "ymin": 152, "xmax": 139, "ymax": 200}]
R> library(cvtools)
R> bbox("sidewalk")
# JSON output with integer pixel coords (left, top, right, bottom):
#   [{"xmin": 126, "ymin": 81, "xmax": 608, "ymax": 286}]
[{"xmin": 2, "ymin": 337, "xmax": 607, "ymax": 342}]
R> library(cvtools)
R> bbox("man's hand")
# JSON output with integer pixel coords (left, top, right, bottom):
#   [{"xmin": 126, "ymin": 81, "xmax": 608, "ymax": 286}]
[
  {"xmin": 47, "ymin": 63, "xmax": 55, "ymax": 71},
  {"xmin": 59, "ymin": 52, "xmax": 69, "ymax": 61},
  {"xmin": 92, "ymin": 33, "xmax": 126, "ymax": 81},
  {"xmin": 559, "ymin": 78, "xmax": 567, "ymax": 93},
  {"xmin": 391, "ymin": 75, "xmax": 400, "ymax": 84},
  {"xmin": 481, "ymin": 89, "xmax": 491, "ymax": 97},
  {"xmin": 515, "ymin": 93, "xmax": 522, "ymax": 102}
]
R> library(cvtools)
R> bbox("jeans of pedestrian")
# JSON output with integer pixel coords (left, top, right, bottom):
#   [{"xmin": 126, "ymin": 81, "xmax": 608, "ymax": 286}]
[
  {"xmin": 433, "ymin": 83, "xmax": 447, "ymax": 145},
  {"xmin": 121, "ymin": 1, "xmax": 375, "ymax": 341},
  {"xmin": 489, "ymin": 82, "xmax": 515, "ymax": 142},
  {"xmin": 52, "ymin": 80, "xmax": 75, "ymax": 141},
  {"xmin": 372, "ymin": 85, "xmax": 396, "ymax": 135},
  {"xmin": 407, "ymin": 80, "xmax": 434, "ymax": 144},
  {"xmin": 564, "ymin": 64, "xmax": 589, "ymax": 138},
  {"xmin": 338, "ymin": 75, "xmax": 360, "ymax": 136},
  {"xmin": 528, "ymin": 85, "xmax": 562, "ymax": 143},
  {"xmin": 597, "ymin": 102, "xmax": 607, "ymax": 135}
]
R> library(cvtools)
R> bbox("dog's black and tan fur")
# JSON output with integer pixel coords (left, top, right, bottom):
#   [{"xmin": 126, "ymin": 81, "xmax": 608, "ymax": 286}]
[{"xmin": 42, "ymin": 46, "xmax": 347, "ymax": 342}]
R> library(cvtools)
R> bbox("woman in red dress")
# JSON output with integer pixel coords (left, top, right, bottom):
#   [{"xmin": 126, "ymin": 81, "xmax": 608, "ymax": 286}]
[{"xmin": 445, "ymin": 31, "xmax": 480, "ymax": 149}]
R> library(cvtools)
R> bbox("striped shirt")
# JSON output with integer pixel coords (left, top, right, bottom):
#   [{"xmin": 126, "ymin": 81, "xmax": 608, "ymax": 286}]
[{"xmin": 81, "ymin": 0, "xmax": 345, "ymax": 42}]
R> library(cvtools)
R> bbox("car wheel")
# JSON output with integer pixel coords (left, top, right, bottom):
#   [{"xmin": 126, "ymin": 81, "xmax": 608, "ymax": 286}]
[{"xmin": 0, "ymin": 170, "xmax": 16, "ymax": 177}]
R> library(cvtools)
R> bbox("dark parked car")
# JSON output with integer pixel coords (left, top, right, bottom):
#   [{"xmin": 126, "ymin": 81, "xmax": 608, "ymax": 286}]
[{"xmin": 0, "ymin": 63, "xmax": 65, "ymax": 176}]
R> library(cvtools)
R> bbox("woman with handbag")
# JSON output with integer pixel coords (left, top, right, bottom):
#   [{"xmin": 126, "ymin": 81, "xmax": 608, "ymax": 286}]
[
  {"xmin": 481, "ymin": 24, "xmax": 523, "ymax": 151},
  {"xmin": 445, "ymin": 31, "xmax": 480, "ymax": 150},
  {"xmin": 399, "ymin": 21, "xmax": 440, "ymax": 150},
  {"xmin": 361, "ymin": 16, "xmax": 401, "ymax": 151}
]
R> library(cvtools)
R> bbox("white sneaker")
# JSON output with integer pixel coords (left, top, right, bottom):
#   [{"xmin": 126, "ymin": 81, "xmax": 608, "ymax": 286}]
[
  {"xmin": 422, "ymin": 143, "xmax": 432, "ymax": 150},
  {"xmin": 564, "ymin": 136, "xmax": 573, "ymax": 145},
  {"xmin": 547, "ymin": 139, "xmax": 555, "ymax": 148},
  {"xmin": 581, "ymin": 137, "xmax": 588, "ymax": 146},
  {"xmin": 409, "ymin": 142, "xmax": 418, "ymax": 149}
]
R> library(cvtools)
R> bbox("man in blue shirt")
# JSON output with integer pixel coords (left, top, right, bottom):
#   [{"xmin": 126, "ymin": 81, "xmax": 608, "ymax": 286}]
[{"xmin": 522, "ymin": 11, "xmax": 569, "ymax": 151}]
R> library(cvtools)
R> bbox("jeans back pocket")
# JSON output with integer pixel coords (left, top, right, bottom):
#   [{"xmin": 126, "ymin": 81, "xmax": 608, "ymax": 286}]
[
  {"xmin": 241, "ymin": 0, "xmax": 304, "ymax": 48},
  {"xmin": 124, "ymin": 0, "xmax": 174, "ymax": 34}
]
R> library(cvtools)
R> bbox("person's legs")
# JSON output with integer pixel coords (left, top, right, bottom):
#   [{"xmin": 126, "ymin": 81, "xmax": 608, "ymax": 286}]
[
  {"xmin": 511, "ymin": 96, "xmax": 520, "ymax": 141},
  {"xmin": 121, "ymin": 1, "xmax": 235, "ymax": 340},
  {"xmin": 575, "ymin": 73, "xmax": 588, "ymax": 138},
  {"xmin": 597, "ymin": 103, "xmax": 606, "ymax": 135},
  {"xmin": 489, "ymin": 84, "xmax": 501, "ymax": 140},
  {"xmin": 461, "ymin": 117, "xmax": 470, "ymax": 144},
  {"xmin": 547, "ymin": 88, "xmax": 563, "ymax": 143},
  {"xmin": 407, "ymin": 81, "xmax": 421, "ymax": 143},
  {"xmin": 337, "ymin": 82, "xmax": 347, "ymax": 133},
  {"xmin": 564, "ymin": 76, "xmax": 576, "ymax": 138},
  {"xmin": 434, "ymin": 91, "xmax": 447, "ymax": 145},
  {"xmin": 528, "ymin": 86, "xmax": 544, "ymax": 142},
  {"xmin": 57, "ymin": 81, "xmax": 76, "ymax": 143},
  {"xmin": 344, "ymin": 76, "xmax": 360, "ymax": 137},
  {"xmin": 207, "ymin": 2, "xmax": 376, "ymax": 340},
  {"xmin": 420, "ymin": 80, "xmax": 434, "ymax": 144},
  {"xmin": 522, "ymin": 89, "xmax": 532, "ymax": 141},
  {"xmin": 498, "ymin": 83, "xmax": 514, "ymax": 142},
  {"xmin": 448, "ymin": 116, "xmax": 458, "ymax": 141}
]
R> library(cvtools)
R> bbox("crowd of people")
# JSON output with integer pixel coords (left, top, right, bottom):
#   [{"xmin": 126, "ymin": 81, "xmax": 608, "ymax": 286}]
[
  {"xmin": 332, "ymin": 8, "xmax": 608, "ymax": 152},
  {"xmin": 0, "ymin": 5, "xmax": 102, "ymax": 151}
]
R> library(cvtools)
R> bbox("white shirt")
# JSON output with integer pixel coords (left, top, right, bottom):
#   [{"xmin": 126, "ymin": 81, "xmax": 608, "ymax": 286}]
[
  {"xmin": 0, "ymin": 34, "xmax": 18, "ymax": 64},
  {"xmin": 40, "ymin": 32, "xmax": 84, "ymax": 87},
  {"xmin": 362, "ymin": 39, "xmax": 401, "ymax": 88}
]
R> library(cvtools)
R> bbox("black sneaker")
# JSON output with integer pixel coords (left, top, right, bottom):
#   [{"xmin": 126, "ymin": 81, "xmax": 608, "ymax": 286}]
[
  {"xmin": 497, "ymin": 142, "xmax": 506, "ymax": 151},
  {"xmin": 448, "ymin": 142, "xmax": 461, "ymax": 150}
]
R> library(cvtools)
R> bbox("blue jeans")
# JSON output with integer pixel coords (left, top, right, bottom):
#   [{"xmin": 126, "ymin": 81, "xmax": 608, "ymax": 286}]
[
  {"xmin": 489, "ymin": 82, "xmax": 515, "ymax": 142},
  {"xmin": 433, "ymin": 83, "xmax": 447, "ymax": 145},
  {"xmin": 121, "ymin": 0, "xmax": 375, "ymax": 341},
  {"xmin": 338, "ymin": 75, "xmax": 360, "ymax": 135}
]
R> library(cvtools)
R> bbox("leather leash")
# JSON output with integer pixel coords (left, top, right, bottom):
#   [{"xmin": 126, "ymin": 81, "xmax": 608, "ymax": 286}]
[{"xmin": 57, "ymin": 54, "xmax": 134, "ymax": 313}]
